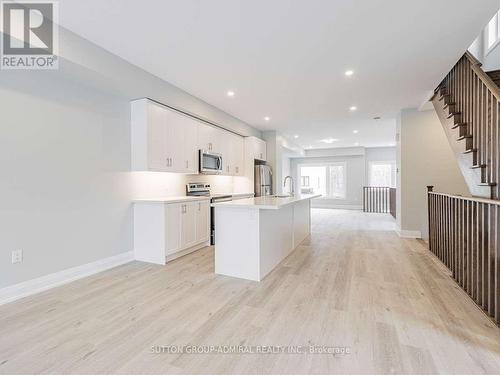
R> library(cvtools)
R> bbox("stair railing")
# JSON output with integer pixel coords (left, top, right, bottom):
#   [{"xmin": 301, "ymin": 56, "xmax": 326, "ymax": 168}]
[
  {"xmin": 427, "ymin": 186, "xmax": 499, "ymax": 324},
  {"xmin": 438, "ymin": 51, "xmax": 500, "ymax": 199}
]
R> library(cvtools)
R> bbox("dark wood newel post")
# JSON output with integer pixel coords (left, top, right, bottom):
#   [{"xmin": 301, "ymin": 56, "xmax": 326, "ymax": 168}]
[{"xmin": 426, "ymin": 186, "xmax": 434, "ymax": 249}]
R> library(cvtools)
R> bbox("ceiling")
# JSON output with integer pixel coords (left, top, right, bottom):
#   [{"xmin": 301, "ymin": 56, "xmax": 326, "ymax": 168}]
[{"xmin": 58, "ymin": 0, "xmax": 500, "ymax": 149}]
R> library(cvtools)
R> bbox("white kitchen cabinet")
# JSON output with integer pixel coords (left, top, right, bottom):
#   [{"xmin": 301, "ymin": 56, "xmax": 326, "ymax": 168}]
[
  {"xmin": 197, "ymin": 123, "xmax": 219, "ymax": 153},
  {"xmin": 131, "ymin": 98, "xmax": 198, "ymax": 173},
  {"xmin": 165, "ymin": 203, "xmax": 181, "ymax": 255},
  {"xmin": 134, "ymin": 199, "xmax": 211, "ymax": 265},
  {"xmin": 222, "ymin": 132, "xmax": 245, "ymax": 176},
  {"xmin": 181, "ymin": 202, "xmax": 197, "ymax": 249},
  {"xmin": 245, "ymin": 136, "xmax": 267, "ymax": 162},
  {"xmin": 232, "ymin": 134, "xmax": 245, "ymax": 176},
  {"xmin": 132, "ymin": 98, "xmax": 247, "ymax": 175},
  {"xmin": 164, "ymin": 109, "xmax": 198, "ymax": 173},
  {"xmin": 195, "ymin": 200, "xmax": 210, "ymax": 243}
]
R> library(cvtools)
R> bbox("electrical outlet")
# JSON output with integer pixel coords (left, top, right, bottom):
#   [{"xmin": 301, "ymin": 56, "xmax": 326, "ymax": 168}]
[{"xmin": 11, "ymin": 249, "xmax": 23, "ymax": 264}]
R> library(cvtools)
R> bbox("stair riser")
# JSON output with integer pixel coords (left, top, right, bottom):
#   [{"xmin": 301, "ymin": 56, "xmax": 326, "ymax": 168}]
[
  {"xmin": 447, "ymin": 113, "xmax": 461, "ymax": 123},
  {"xmin": 458, "ymin": 126, "xmax": 469, "ymax": 138},
  {"xmin": 444, "ymin": 104, "xmax": 457, "ymax": 113}
]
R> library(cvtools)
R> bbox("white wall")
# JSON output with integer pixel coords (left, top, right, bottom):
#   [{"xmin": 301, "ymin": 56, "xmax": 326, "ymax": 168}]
[
  {"xmin": 290, "ymin": 147, "xmax": 396, "ymax": 209},
  {"xmin": 0, "ymin": 27, "xmax": 260, "ymax": 289},
  {"xmin": 262, "ymin": 131, "xmax": 304, "ymax": 195},
  {"xmin": 396, "ymin": 108, "xmax": 469, "ymax": 239},
  {"xmin": 469, "ymin": 28, "xmax": 500, "ymax": 71}
]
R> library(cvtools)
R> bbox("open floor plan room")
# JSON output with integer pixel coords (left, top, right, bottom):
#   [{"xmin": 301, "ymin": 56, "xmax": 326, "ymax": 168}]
[
  {"xmin": 1, "ymin": 1, "xmax": 500, "ymax": 374},
  {"xmin": 1, "ymin": 210, "xmax": 499, "ymax": 374}
]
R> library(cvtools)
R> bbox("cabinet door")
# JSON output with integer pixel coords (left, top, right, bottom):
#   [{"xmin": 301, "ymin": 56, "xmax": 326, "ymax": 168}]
[
  {"xmin": 182, "ymin": 118, "xmax": 198, "ymax": 174},
  {"xmin": 195, "ymin": 201, "xmax": 210, "ymax": 243},
  {"xmin": 181, "ymin": 202, "xmax": 197, "ymax": 248},
  {"xmin": 166, "ymin": 110, "xmax": 198, "ymax": 173},
  {"xmin": 220, "ymin": 131, "xmax": 233, "ymax": 175},
  {"xmin": 232, "ymin": 135, "xmax": 244, "ymax": 176},
  {"xmin": 163, "ymin": 108, "xmax": 183, "ymax": 172},
  {"xmin": 197, "ymin": 123, "xmax": 218, "ymax": 152},
  {"xmin": 257, "ymin": 139, "xmax": 267, "ymax": 161},
  {"xmin": 148, "ymin": 102, "xmax": 168, "ymax": 171},
  {"xmin": 165, "ymin": 203, "xmax": 181, "ymax": 255}
]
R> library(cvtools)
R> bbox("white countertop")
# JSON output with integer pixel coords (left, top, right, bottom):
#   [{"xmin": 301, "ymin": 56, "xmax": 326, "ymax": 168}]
[
  {"xmin": 133, "ymin": 192, "xmax": 254, "ymax": 204},
  {"xmin": 133, "ymin": 196, "xmax": 210, "ymax": 204},
  {"xmin": 211, "ymin": 194, "xmax": 321, "ymax": 210}
]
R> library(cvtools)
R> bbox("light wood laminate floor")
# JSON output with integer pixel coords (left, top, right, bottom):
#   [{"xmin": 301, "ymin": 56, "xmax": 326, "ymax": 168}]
[{"xmin": 1, "ymin": 209, "xmax": 499, "ymax": 374}]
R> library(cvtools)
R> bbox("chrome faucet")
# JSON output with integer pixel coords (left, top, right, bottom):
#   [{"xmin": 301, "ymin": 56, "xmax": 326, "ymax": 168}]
[{"xmin": 283, "ymin": 176, "xmax": 295, "ymax": 196}]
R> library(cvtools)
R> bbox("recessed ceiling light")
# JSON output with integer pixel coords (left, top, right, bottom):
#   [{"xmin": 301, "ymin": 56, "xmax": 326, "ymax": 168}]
[
  {"xmin": 226, "ymin": 90, "xmax": 235, "ymax": 97},
  {"xmin": 264, "ymin": 116, "xmax": 270, "ymax": 121},
  {"xmin": 320, "ymin": 138, "xmax": 339, "ymax": 144},
  {"xmin": 349, "ymin": 106, "xmax": 357, "ymax": 111},
  {"xmin": 354, "ymin": 142, "xmax": 360, "ymax": 146},
  {"xmin": 345, "ymin": 70, "xmax": 354, "ymax": 76},
  {"xmin": 353, "ymin": 130, "xmax": 359, "ymax": 134}
]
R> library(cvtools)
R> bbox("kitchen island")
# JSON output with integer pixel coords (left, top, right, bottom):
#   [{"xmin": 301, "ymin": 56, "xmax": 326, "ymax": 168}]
[{"xmin": 211, "ymin": 194, "xmax": 320, "ymax": 281}]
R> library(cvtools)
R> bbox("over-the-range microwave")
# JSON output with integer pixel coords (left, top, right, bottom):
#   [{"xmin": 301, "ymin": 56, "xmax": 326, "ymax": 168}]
[{"xmin": 199, "ymin": 150, "xmax": 223, "ymax": 174}]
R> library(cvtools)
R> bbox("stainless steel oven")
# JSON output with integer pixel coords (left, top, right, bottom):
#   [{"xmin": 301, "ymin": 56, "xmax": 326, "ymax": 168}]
[{"xmin": 199, "ymin": 150, "xmax": 222, "ymax": 174}]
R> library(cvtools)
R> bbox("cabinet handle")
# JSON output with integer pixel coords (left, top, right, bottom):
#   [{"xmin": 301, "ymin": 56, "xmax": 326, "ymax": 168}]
[
  {"xmin": 209, "ymin": 143, "xmax": 212, "ymax": 151},
  {"xmin": 236, "ymin": 166, "xmax": 239, "ymax": 173},
  {"xmin": 260, "ymin": 153, "xmax": 263, "ymax": 159},
  {"xmin": 198, "ymin": 203, "xmax": 201, "ymax": 211}
]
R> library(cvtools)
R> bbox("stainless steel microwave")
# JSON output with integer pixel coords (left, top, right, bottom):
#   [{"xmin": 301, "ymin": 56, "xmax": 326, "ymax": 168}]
[{"xmin": 199, "ymin": 150, "xmax": 222, "ymax": 174}]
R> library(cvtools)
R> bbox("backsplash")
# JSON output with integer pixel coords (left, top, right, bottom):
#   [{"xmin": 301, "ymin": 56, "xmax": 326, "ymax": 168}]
[{"xmin": 131, "ymin": 172, "xmax": 252, "ymax": 199}]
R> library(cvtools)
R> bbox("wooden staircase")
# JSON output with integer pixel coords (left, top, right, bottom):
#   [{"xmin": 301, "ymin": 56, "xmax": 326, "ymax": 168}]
[{"xmin": 431, "ymin": 52, "xmax": 500, "ymax": 200}]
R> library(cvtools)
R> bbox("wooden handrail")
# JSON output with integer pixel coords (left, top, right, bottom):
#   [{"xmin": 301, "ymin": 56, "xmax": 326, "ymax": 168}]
[
  {"xmin": 429, "ymin": 191, "xmax": 500, "ymax": 206},
  {"xmin": 464, "ymin": 51, "xmax": 500, "ymax": 102}
]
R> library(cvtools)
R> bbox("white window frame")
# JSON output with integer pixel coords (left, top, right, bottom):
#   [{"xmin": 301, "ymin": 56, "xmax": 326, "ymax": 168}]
[
  {"xmin": 485, "ymin": 10, "xmax": 500, "ymax": 56},
  {"xmin": 298, "ymin": 162, "xmax": 347, "ymax": 200},
  {"xmin": 368, "ymin": 160, "xmax": 396, "ymax": 188}
]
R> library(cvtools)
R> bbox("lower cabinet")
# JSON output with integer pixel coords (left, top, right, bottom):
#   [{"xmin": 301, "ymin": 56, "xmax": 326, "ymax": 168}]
[{"xmin": 134, "ymin": 199, "xmax": 210, "ymax": 264}]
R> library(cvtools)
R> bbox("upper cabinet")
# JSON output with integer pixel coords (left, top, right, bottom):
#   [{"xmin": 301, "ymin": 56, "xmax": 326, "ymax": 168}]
[
  {"xmin": 245, "ymin": 136, "xmax": 267, "ymax": 162},
  {"xmin": 131, "ymin": 98, "xmax": 254, "ymax": 176},
  {"xmin": 131, "ymin": 99, "xmax": 198, "ymax": 173}
]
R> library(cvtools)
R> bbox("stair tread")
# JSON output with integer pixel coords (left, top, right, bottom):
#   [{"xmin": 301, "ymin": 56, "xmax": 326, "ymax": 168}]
[
  {"xmin": 471, "ymin": 164, "xmax": 486, "ymax": 169},
  {"xmin": 457, "ymin": 135, "xmax": 473, "ymax": 140},
  {"xmin": 478, "ymin": 182, "xmax": 497, "ymax": 186},
  {"xmin": 439, "ymin": 94, "xmax": 451, "ymax": 100},
  {"xmin": 447, "ymin": 112, "xmax": 461, "ymax": 119},
  {"xmin": 451, "ymin": 123, "xmax": 467, "ymax": 129},
  {"xmin": 463, "ymin": 148, "xmax": 477, "ymax": 154}
]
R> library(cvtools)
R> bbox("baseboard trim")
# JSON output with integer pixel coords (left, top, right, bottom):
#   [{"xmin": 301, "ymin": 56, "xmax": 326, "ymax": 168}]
[
  {"xmin": 395, "ymin": 225, "xmax": 422, "ymax": 239},
  {"xmin": 0, "ymin": 251, "xmax": 134, "ymax": 306}
]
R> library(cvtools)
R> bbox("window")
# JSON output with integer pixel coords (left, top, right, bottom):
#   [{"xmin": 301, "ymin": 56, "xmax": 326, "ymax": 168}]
[
  {"xmin": 486, "ymin": 10, "xmax": 500, "ymax": 52},
  {"xmin": 299, "ymin": 163, "xmax": 346, "ymax": 199},
  {"xmin": 301, "ymin": 176, "xmax": 310, "ymax": 187},
  {"xmin": 369, "ymin": 161, "xmax": 396, "ymax": 187}
]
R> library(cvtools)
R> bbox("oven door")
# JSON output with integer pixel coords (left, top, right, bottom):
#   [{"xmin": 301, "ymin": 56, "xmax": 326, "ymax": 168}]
[{"xmin": 200, "ymin": 150, "xmax": 222, "ymax": 174}]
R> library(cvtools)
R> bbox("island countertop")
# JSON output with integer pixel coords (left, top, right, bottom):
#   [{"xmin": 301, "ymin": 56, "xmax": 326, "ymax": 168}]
[{"xmin": 211, "ymin": 194, "xmax": 321, "ymax": 210}]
